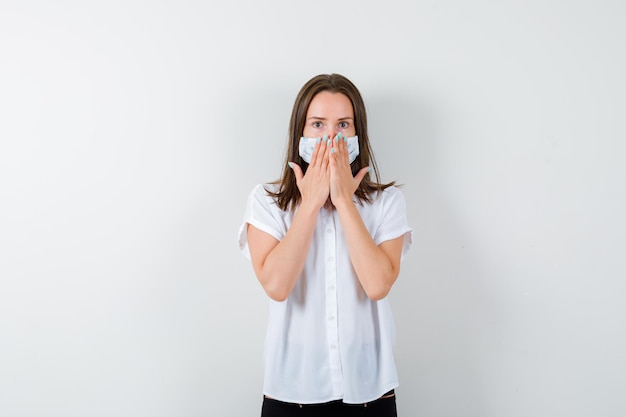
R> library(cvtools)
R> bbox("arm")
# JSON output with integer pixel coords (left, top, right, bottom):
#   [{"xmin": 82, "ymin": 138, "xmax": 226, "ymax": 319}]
[
  {"xmin": 247, "ymin": 138, "xmax": 332, "ymax": 302},
  {"xmin": 247, "ymin": 202, "xmax": 319, "ymax": 302},
  {"xmin": 334, "ymin": 201, "xmax": 404, "ymax": 300},
  {"xmin": 329, "ymin": 135, "xmax": 404, "ymax": 300}
]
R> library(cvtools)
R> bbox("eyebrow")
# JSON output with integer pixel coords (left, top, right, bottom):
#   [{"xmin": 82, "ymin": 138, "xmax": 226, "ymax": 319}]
[{"xmin": 307, "ymin": 116, "xmax": 354, "ymax": 121}]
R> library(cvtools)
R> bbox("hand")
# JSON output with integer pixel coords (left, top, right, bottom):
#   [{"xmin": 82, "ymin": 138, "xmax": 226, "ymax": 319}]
[
  {"xmin": 328, "ymin": 134, "xmax": 369, "ymax": 208},
  {"xmin": 288, "ymin": 136, "xmax": 332, "ymax": 210}
]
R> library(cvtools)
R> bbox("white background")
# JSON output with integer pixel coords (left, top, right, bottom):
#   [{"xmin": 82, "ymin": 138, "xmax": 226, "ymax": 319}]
[{"xmin": 1, "ymin": 1, "xmax": 625, "ymax": 416}]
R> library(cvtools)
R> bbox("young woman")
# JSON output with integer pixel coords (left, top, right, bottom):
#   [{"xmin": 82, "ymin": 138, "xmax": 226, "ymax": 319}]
[{"xmin": 238, "ymin": 73, "xmax": 412, "ymax": 416}]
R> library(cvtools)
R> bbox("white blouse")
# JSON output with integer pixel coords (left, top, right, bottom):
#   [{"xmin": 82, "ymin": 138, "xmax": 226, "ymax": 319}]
[{"xmin": 238, "ymin": 183, "xmax": 413, "ymax": 404}]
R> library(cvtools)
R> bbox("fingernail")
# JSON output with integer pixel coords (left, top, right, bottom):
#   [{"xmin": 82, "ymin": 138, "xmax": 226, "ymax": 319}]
[
  {"xmin": 337, "ymin": 133, "xmax": 343, "ymax": 140},
  {"xmin": 367, "ymin": 167, "xmax": 372, "ymax": 173},
  {"xmin": 323, "ymin": 134, "xmax": 328, "ymax": 141},
  {"xmin": 288, "ymin": 162, "xmax": 294, "ymax": 169},
  {"xmin": 316, "ymin": 137, "xmax": 321, "ymax": 144},
  {"xmin": 327, "ymin": 139, "xmax": 331, "ymax": 146},
  {"xmin": 331, "ymin": 148, "xmax": 335, "ymax": 154}
]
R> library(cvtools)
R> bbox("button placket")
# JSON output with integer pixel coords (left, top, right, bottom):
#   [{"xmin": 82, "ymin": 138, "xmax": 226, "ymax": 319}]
[{"xmin": 323, "ymin": 210, "xmax": 343, "ymax": 395}]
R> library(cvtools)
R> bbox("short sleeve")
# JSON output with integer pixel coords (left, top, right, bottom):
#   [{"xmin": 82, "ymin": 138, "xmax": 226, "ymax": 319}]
[
  {"xmin": 237, "ymin": 184, "xmax": 286, "ymax": 260},
  {"xmin": 372, "ymin": 187, "xmax": 413, "ymax": 261}
]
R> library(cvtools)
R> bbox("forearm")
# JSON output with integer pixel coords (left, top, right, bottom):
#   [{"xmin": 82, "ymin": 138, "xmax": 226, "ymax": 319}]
[
  {"xmin": 252, "ymin": 202, "xmax": 320, "ymax": 301},
  {"xmin": 334, "ymin": 199, "xmax": 399, "ymax": 300}
]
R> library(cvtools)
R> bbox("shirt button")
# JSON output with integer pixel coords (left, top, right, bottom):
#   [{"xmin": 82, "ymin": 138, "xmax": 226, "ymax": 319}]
[
  {"xmin": 327, "ymin": 228, "xmax": 332, "ymax": 233},
  {"xmin": 330, "ymin": 344, "xmax": 337, "ymax": 349},
  {"xmin": 328, "ymin": 315, "xmax": 335, "ymax": 321},
  {"xmin": 329, "ymin": 285, "xmax": 335, "ymax": 291},
  {"xmin": 328, "ymin": 256, "xmax": 334, "ymax": 261}
]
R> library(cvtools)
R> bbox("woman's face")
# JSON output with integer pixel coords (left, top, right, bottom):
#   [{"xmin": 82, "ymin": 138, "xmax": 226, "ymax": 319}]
[{"xmin": 302, "ymin": 91, "xmax": 356, "ymax": 139}]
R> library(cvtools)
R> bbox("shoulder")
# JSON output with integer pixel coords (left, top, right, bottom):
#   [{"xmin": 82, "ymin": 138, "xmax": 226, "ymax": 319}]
[
  {"xmin": 381, "ymin": 186, "xmax": 403, "ymax": 198},
  {"xmin": 248, "ymin": 183, "xmax": 279, "ymax": 199},
  {"xmin": 245, "ymin": 183, "xmax": 283, "ymax": 212},
  {"xmin": 370, "ymin": 186, "xmax": 406, "ymax": 206}
]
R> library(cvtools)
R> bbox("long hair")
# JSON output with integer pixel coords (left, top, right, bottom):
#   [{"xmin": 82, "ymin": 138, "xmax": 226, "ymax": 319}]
[{"xmin": 267, "ymin": 73, "xmax": 395, "ymax": 211}]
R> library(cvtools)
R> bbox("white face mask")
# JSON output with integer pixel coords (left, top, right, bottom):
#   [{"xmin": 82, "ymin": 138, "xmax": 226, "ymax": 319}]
[{"xmin": 299, "ymin": 135, "xmax": 360, "ymax": 164}]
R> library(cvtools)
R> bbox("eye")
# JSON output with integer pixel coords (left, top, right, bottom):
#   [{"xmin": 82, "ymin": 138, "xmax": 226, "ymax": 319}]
[
  {"xmin": 312, "ymin": 121, "xmax": 323, "ymax": 129},
  {"xmin": 339, "ymin": 121, "xmax": 350, "ymax": 129}
]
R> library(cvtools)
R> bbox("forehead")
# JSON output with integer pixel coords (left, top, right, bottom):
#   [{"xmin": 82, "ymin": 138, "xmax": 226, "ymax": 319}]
[{"xmin": 306, "ymin": 91, "xmax": 354, "ymax": 117}]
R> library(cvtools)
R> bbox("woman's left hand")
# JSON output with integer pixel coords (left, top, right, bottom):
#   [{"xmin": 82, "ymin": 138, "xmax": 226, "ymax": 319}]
[{"xmin": 329, "ymin": 134, "xmax": 369, "ymax": 208}]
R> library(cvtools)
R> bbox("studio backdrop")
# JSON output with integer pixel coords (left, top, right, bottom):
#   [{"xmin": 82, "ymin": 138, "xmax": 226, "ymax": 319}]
[{"xmin": 1, "ymin": 1, "xmax": 625, "ymax": 416}]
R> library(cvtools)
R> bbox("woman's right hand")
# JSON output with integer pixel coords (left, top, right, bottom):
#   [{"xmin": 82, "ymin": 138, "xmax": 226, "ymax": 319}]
[
  {"xmin": 289, "ymin": 136, "xmax": 331, "ymax": 210},
  {"xmin": 250, "ymin": 138, "xmax": 331, "ymax": 301}
]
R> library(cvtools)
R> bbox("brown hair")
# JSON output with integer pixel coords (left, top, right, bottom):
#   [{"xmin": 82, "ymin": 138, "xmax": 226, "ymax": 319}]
[{"xmin": 267, "ymin": 73, "xmax": 395, "ymax": 211}]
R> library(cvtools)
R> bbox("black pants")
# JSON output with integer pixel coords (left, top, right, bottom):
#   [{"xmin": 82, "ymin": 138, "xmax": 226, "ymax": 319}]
[{"xmin": 261, "ymin": 390, "xmax": 397, "ymax": 417}]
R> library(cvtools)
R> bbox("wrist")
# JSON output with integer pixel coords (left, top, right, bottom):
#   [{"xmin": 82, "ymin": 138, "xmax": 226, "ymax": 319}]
[
  {"xmin": 332, "ymin": 196, "xmax": 355, "ymax": 212},
  {"xmin": 298, "ymin": 199, "xmax": 324, "ymax": 215}
]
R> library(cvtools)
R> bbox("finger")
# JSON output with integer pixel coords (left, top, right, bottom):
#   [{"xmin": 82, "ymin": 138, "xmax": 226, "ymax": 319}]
[
  {"xmin": 308, "ymin": 137, "xmax": 321, "ymax": 166},
  {"xmin": 354, "ymin": 166, "xmax": 371, "ymax": 184},
  {"xmin": 329, "ymin": 147, "xmax": 337, "ymax": 172},
  {"xmin": 333, "ymin": 133, "xmax": 348, "ymax": 163},
  {"xmin": 288, "ymin": 161, "xmax": 303, "ymax": 182},
  {"xmin": 312, "ymin": 135, "xmax": 328, "ymax": 166},
  {"xmin": 327, "ymin": 135, "xmax": 336, "ymax": 157},
  {"xmin": 320, "ymin": 136, "xmax": 332, "ymax": 169}
]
